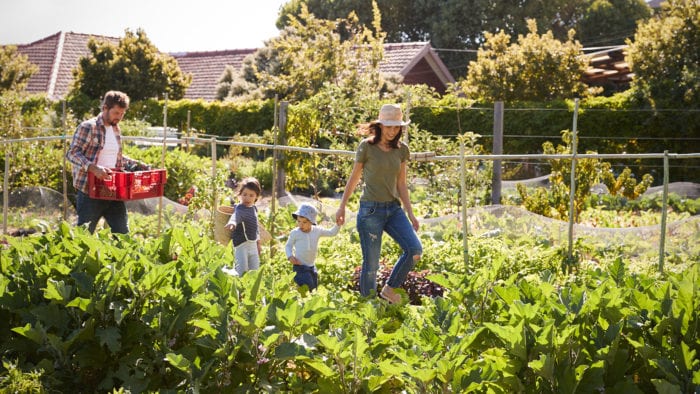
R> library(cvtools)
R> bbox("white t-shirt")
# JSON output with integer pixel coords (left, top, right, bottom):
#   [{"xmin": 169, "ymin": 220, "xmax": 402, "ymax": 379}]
[
  {"xmin": 96, "ymin": 126, "xmax": 118, "ymax": 168},
  {"xmin": 285, "ymin": 225, "xmax": 340, "ymax": 266}
]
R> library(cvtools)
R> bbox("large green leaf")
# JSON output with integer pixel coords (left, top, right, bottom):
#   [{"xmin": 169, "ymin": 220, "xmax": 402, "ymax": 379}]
[
  {"xmin": 165, "ymin": 352, "xmax": 192, "ymax": 372},
  {"xmin": 11, "ymin": 323, "xmax": 44, "ymax": 344},
  {"xmin": 484, "ymin": 321, "xmax": 527, "ymax": 361},
  {"xmin": 96, "ymin": 326, "xmax": 121, "ymax": 353},
  {"xmin": 43, "ymin": 279, "xmax": 72, "ymax": 303}
]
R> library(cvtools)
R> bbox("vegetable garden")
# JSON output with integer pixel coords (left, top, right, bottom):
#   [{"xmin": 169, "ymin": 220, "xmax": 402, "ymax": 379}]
[
  {"xmin": 1, "ymin": 204, "xmax": 698, "ymax": 392},
  {"xmin": 1, "ymin": 102, "xmax": 699, "ymax": 392}
]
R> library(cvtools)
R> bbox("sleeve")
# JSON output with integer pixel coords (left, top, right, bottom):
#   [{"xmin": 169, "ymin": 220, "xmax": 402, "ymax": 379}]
[
  {"xmin": 66, "ymin": 123, "xmax": 92, "ymax": 170},
  {"xmin": 318, "ymin": 225, "xmax": 340, "ymax": 237},
  {"xmin": 285, "ymin": 231, "xmax": 295, "ymax": 258},
  {"xmin": 356, "ymin": 140, "xmax": 368, "ymax": 164},
  {"xmin": 226, "ymin": 205, "xmax": 238, "ymax": 226},
  {"xmin": 400, "ymin": 142, "xmax": 410, "ymax": 162}
]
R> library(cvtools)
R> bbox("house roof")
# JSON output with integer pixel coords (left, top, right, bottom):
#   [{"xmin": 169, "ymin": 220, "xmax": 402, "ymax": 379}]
[
  {"xmin": 172, "ymin": 41, "xmax": 456, "ymax": 100},
  {"xmin": 12, "ymin": 32, "xmax": 456, "ymax": 101},
  {"xmin": 380, "ymin": 42, "xmax": 456, "ymax": 92},
  {"xmin": 172, "ymin": 49, "xmax": 256, "ymax": 101},
  {"xmin": 14, "ymin": 31, "xmax": 120, "ymax": 100}
]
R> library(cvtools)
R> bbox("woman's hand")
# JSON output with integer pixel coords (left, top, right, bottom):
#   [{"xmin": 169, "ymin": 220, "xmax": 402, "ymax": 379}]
[
  {"xmin": 225, "ymin": 224, "xmax": 235, "ymax": 231},
  {"xmin": 335, "ymin": 207, "xmax": 345, "ymax": 226},
  {"xmin": 409, "ymin": 213, "xmax": 420, "ymax": 232}
]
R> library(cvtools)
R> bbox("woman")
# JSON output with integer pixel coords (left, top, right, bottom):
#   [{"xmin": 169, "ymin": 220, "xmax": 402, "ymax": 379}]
[{"xmin": 336, "ymin": 104, "xmax": 422, "ymax": 304}]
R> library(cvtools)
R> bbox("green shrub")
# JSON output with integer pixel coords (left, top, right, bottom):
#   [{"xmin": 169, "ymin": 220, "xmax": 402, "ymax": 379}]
[{"xmin": 0, "ymin": 359, "xmax": 46, "ymax": 393}]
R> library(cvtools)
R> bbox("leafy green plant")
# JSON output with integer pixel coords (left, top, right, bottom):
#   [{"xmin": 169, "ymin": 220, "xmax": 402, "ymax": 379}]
[
  {"xmin": 1, "ymin": 216, "xmax": 698, "ymax": 392},
  {"xmin": 518, "ymin": 130, "xmax": 654, "ymax": 221},
  {"xmin": 0, "ymin": 359, "xmax": 46, "ymax": 393}
]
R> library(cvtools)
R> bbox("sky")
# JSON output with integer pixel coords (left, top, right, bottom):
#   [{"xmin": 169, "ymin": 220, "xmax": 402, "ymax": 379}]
[{"xmin": 0, "ymin": 0, "xmax": 288, "ymax": 53}]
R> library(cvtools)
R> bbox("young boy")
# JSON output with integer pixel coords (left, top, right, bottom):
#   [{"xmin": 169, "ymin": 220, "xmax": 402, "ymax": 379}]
[{"xmin": 285, "ymin": 203, "xmax": 340, "ymax": 291}]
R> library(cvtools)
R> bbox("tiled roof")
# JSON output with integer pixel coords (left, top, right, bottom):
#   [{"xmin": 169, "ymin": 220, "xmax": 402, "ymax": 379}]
[
  {"xmin": 173, "ymin": 49, "xmax": 256, "ymax": 101},
  {"xmin": 381, "ymin": 42, "xmax": 455, "ymax": 91},
  {"xmin": 10, "ymin": 31, "xmax": 456, "ymax": 101},
  {"xmin": 174, "ymin": 42, "xmax": 456, "ymax": 100},
  {"xmin": 381, "ymin": 42, "xmax": 428, "ymax": 74},
  {"xmin": 16, "ymin": 31, "xmax": 119, "ymax": 100}
]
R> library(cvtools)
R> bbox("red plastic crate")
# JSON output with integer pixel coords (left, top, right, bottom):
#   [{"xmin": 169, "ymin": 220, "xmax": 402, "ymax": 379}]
[{"xmin": 88, "ymin": 169, "xmax": 167, "ymax": 201}]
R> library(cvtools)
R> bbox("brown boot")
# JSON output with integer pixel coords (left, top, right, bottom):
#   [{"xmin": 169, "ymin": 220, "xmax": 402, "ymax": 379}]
[{"xmin": 380, "ymin": 285, "xmax": 401, "ymax": 304}]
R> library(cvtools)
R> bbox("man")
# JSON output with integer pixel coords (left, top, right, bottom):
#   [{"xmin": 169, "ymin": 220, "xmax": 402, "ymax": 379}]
[{"xmin": 66, "ymin": 90, "xmax": 148, "ymax": 233}]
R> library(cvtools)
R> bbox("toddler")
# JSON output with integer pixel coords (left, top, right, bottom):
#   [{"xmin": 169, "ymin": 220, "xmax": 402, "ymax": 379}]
[
  {"xmin": 224, "ymin": 177, "xmax": 263, "ymax": 276},
  {"xmin": 285, "ymin": 203, "xmax": 340, "ymax": 291}
]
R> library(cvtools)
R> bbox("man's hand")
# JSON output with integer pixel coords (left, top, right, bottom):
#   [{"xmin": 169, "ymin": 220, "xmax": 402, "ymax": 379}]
[{"xmin": 89, "ymin": 164, "xmax": 112, "ymax": 180}]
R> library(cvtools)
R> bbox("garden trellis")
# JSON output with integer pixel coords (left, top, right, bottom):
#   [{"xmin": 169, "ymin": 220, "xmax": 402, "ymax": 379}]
[
  {"xmin": 2, "ymin": 99, "xmax": 699, "ymax": 272},
  {"xmin": 1, "ymin": 131, "xmax": 698, "ymax": 273}
]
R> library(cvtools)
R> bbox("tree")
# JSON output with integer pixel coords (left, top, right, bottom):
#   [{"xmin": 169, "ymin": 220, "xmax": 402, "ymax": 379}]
[
  {"xmin": 626, "ymin": 0, "xmax": 700, "ymax": 107},
  {"xmin": 462, "ymin": 19, "xmax": 589, "ymax": 102},
  {"xmin": 223, "ymin": 3, "xmax": 385, "ymax": 103},
  {"xmin": 576, "ymin": 0, "xmax": 651, "ymax": 46},
  {"xmin": 277, "ymin": 0, "xmax": 652, "ymax": 79},
  {"xmin": 0, "ymin": 45, "xmax": 38, "ymax": 93},
  {"xmin": 68, "ymin": 29, "xmax": 191, "ymax": 115}
]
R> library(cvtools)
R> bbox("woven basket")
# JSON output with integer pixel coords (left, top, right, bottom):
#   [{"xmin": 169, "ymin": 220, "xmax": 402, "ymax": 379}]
[
  {"xmin": 214, "ymin": 205, "xmax": 273, "ymax": 245},
  {"xmin": 214, "ymin": 205, "xmax": 235, "ymax": 245}
]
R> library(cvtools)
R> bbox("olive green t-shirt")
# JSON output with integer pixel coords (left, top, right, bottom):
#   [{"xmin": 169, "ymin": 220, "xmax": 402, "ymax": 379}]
[{"xmin": 356, "ymin": 139, "xmax": 409, "ymax": 202}]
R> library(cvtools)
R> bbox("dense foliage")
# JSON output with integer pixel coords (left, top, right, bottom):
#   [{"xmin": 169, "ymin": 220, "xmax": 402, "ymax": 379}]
[
  {"xmin": 463, "ymin": 20, "xmax": 589, "ymax": 102},
  {"xmin": 627, "ymin": 0, "xmax": 700, "ymax": 107},
  {"xmin": 220, "ymin": 3, "xmax": 385, "ymax": 103},
  {"xmin": 278, "ymin": 0, "xmax": 652, "ymax": 78},
  {"xmin": 517, "ymin": 131, "xmax": 654, "ymax": 221},
  {"xmin": 0, "ymin": 46, "xmax": 37, "ymax": 93},
  {"xmin": 67, "ymin": 29, "xmax": 192, "ymax": 118},
  {"xmin": 1, "ymin": 214, "xmax": 698, "ymax": 392}
]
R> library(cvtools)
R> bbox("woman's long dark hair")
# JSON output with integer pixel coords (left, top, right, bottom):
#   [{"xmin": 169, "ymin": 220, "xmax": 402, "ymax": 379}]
[{"xmin": 368, "ymin": 123, "xmax": 402, "ymax": 149}]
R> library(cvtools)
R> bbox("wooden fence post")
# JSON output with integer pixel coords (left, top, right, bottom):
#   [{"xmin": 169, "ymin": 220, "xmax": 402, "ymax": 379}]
[
  {"xmin": 62, "ymin": 100, "xmax": 68, "ymax": 221},
  {"xmin": 460, "ymin": 138, "xmax": 469, "ymax": 265},
  {"xmin": 158, "ymin": 93, "xmax": 168, "ymax": 236},
  {"xmin": 276, "ymin": 101, "xmax": 288, "ymax": 198},
  {"xmin": 491, "ymin": 101, "xmax": 503, "ymax": 204},
  {"xmin": 658, "ymin": 150, "xmax": 669, "ymax": 273},
  {"xmin": 3, "ymin": 149, "xmax": 9, "ymax": 234},
  {"xmin": 211, "ymin": 136, "xmax": 218, "ymax": 233},
  {"xmin": 567, "ymin": 98, "xmax": 580, "ymax": 259}
]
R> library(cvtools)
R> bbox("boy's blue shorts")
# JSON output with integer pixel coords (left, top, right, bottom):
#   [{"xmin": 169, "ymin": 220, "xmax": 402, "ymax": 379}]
[{"xmin": 293, "ymin": 265, "xmax": 318, "ymax": 291}]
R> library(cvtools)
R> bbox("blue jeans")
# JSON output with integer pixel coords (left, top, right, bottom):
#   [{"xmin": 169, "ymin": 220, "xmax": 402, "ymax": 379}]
[
  {"xmin": 356, "ymin": 200, "xmax": 422, "ymax": 297},
  {"xmin": 293, "ymin": 265, "xmax": 318, "ymax": 290},
  {"xmin": 76, "ymin": 191, "xmax": 129, "ymax": 234}
]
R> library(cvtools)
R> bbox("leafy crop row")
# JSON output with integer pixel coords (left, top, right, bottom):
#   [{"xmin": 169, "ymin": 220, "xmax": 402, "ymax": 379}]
[{"xmin": 1, "ymin": 217, "xmax": 698, "ymax": 392}]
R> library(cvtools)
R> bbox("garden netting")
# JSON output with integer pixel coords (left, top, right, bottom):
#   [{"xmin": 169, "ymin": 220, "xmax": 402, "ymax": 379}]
[{"xmin": 2, "ymin": 183, "xmax": 698, "ymax": 269}]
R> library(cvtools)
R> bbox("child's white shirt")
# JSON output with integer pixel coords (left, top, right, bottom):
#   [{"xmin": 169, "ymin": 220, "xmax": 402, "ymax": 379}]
[{"xmin": 285, "ymin": 225, "xmax": 339, "ymax": 267}]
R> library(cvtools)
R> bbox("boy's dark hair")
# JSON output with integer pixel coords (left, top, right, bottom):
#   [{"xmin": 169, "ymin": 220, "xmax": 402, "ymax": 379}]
[
  {"xmin": 102, "ymin": 91, "xmax": 130, "ymax": 110},
  {"xmin": 238, "ymin": 177, "xmax": 262, "ymax": 199}
]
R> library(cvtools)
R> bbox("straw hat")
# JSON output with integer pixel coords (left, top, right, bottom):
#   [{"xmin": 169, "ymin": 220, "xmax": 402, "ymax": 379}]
[
  {"xmin": 292, "ymin": 203, "xmax": 318, "ymax": 225},
  {"xmin": 372, "ymin": 104, "xmax": 410, "ymax": 126}
]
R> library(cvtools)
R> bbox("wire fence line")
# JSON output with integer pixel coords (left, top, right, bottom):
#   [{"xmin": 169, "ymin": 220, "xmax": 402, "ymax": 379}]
[{"xmin": 1, "ymin": 134, "xmax": 698, "ymax": 272}]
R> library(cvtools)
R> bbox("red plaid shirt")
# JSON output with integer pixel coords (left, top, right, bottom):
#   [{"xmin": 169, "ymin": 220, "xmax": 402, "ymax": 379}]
[{"xmin": 66, "ymin": 113, "xmax": 136, "ymax": 194}]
